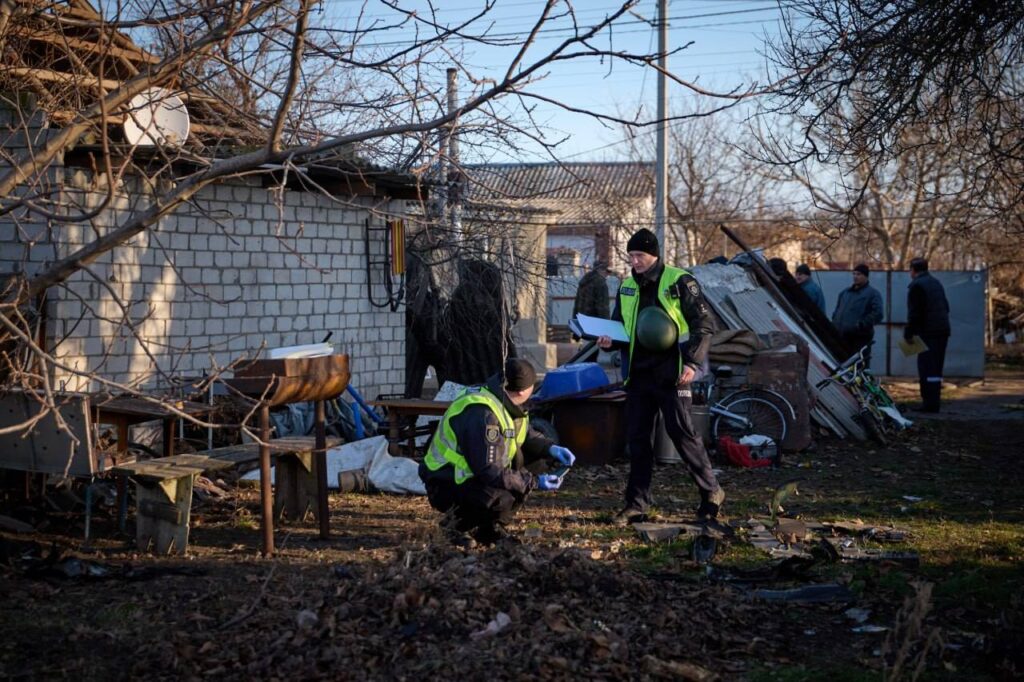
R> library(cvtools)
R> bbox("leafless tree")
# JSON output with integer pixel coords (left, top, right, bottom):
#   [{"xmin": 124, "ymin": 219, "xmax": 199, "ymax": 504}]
[
  {"xmin": 2, "ymin": 0, "xmax": 775, "ymax": 447},
  {"xmin": 621, "ymin": 111, "xmax": 797, "ymax": 265},
  {"xmin": 765, "ymin": 0, "xmax": 1024, "ymax": 227}
]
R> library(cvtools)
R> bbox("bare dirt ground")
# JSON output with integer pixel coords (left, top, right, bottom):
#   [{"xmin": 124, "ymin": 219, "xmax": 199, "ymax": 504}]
[{"xmin": 0, "ymin": 372, "xmax": 1022, "ymax": 681}]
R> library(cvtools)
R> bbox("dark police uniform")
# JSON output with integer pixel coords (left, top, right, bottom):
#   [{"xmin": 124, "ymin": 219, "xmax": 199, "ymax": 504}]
[
  {"xmin": 418, "ymin": 373, "xmax": 554, "ymax": 541},
  {"xmin": 905, "ymin": 271, "xmax": 951, "ymax": 412},
  {"xmin": 611, "ymin": 260, "xmax": 721, "ymax": 514}
]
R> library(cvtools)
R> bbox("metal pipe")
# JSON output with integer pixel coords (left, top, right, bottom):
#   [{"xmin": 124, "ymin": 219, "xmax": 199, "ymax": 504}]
[
  {"xmin": 259, "ymin": 404, "xmax": 274, "ymax": 556},
  {"xmin": 314, "ymin": 399, "xmax": 329, "ymax": 539}
]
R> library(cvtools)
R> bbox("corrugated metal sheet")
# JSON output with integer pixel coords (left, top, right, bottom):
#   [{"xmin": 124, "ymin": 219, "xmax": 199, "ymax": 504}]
[
  {"xmin": 693, "ymin": 264, "xmax": 867, "ymax": 440},
  {"xmin": 725, "ymin": 289, "xmax": 867, "ymax": 440}
]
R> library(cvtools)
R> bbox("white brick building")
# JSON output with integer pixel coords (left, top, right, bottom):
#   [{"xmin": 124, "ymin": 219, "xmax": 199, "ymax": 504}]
[{"xmin": 1, "ymin": 118, "xmax": 416, "ymax": 400}]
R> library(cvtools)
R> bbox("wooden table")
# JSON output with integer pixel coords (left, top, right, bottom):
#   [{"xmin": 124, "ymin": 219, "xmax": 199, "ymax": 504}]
[
  {"xmin": 369, "ymin": 398, "xmax": 451, "ymax": 456},
  {"xmin": 92, "ymin": 396, "xmax": 215, "ymax": 460}
]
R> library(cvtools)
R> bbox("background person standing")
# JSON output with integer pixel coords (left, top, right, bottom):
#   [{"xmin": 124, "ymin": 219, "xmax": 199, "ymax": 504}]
[
  {"xmin": 596, "ymin": 228, "xmax": 724, "ymax": 525},
  {"xmin": 832, "ymin": 263, "xmax": 884, "ymax": 365},
  {"xmin": 795, "ymin": 263, "xmax": 826, "ymax": 312},
  {"xmin": 905, "ymin": 258, "xmax": 951, "ymax": 412},
  {"xmin": 573, "ymin": 260, "xmax": 611, "ymax": 321}
]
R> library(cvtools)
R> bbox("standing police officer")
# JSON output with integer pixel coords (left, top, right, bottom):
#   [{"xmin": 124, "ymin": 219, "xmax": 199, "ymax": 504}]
[
  {"xmin": 419, "ymin": 357, "xmax": 576, "ymax": 546},
  {"xmin": 597, "ymin": 228, "xmax": 724, "ymax": 524},
  {"xmin": 905, "ymin": 258, "xmax": 951, "ymax": 412}
]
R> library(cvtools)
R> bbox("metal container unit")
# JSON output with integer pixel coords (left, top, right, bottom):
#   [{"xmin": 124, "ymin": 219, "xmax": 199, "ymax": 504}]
[{"xmin": 549, "ymin": 391, "xmax": 627, "ymax": 465}]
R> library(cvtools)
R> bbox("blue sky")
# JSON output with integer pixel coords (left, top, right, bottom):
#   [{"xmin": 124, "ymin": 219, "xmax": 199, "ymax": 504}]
[{"xmin": 324, "ymin": 0, "xmax": 790, "ymax": 162}]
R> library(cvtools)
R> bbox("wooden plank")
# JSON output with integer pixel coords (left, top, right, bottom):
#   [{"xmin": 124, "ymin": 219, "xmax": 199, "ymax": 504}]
[
  {"xmin": 8, "ymin": 25, "xmax": 159, "ymax": 64},
  {"xmin": 199, "ymin": 436, "xmax": 344, "ymax": 466},
  {"xmin": 5, "ymin": 66, "xmax": 123, "ymax": 91}
]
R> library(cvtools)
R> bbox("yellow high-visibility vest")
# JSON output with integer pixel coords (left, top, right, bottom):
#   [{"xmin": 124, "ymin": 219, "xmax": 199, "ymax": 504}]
[
  {"xmin": 619, "ymin": 265, "xmax": 691, "ymax": 382},
  {"xmin": 423, "ymin": 387, "xmax": 528, "ymax": 484}
]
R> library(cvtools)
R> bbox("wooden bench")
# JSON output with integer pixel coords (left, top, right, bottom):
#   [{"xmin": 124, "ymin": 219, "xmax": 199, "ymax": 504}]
[
  {"xmin": 113, "ymin": 455, "xmax": 233, "ymax": 555},
  {"xmin": 113, "ymin": 437, "xmax": 341, "ymax": 554},
  {"xmin": 196, "ymin": 436, "xmax": 343, "ymax": 524}
]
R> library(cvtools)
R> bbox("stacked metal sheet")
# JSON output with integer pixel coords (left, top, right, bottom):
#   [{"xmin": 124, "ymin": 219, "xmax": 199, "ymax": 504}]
[{"xmin": 691, "ymin": 264, "xmax": 867, "ymax": 440}]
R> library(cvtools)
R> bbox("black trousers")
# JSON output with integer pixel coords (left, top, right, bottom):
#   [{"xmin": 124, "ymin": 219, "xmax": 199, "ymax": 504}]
[
  {"xmin": 424, "ymin": 475, "xmax": 525, "ymax": 534},
  {"xmin": 917, "ymin": 334, "xmax": 949, "ymax": 411},
  {"xmin": 624, "ymin": 383, "xmax": 719, "ymax": 510}
]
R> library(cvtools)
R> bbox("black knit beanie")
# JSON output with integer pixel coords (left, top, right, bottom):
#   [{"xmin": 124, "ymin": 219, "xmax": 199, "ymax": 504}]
[
  {"xmin": 503, "ymin": 357, "xmax": 537, "ymax": 391},
  {"xmin": 626, "ymin": 228, "xmax": 659, "ymax": 257}
]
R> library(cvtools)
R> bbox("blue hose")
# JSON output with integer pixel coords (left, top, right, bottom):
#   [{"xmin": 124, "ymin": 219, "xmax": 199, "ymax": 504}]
[
  {"xmin": 346, "ymin": 384, "xmax": 384, "ymax": 424},
  {"xmin": 351, "ymin": 400, "xmax": 365, "ymax": 439}
]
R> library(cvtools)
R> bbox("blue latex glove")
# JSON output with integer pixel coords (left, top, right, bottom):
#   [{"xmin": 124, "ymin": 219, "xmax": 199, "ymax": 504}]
[
  {"xmin": 548, "ymin": 445, "xmax": 576, "ymax": 467},
  {"xmin": 536, "ymin": 474, "xmax": 562, "ymax": 492}
]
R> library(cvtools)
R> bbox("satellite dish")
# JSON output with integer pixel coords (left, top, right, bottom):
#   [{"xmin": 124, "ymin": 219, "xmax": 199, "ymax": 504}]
[{"xmin": 123, "ymin": 87, "xmax": 190, "ymax": 147}]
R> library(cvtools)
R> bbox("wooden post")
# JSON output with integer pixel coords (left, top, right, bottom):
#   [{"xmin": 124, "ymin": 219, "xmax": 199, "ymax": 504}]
[
  {"xmin": 259, "ymin": 404, "xmax": 274, "ymax": 556},
  {"xmin": 314, "ymin": 399, "xmax": 329, "ymax": 539}
]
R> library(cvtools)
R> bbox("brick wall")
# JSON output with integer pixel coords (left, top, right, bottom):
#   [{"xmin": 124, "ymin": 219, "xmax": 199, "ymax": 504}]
[{"xmin": 1, "ymin": 141, "xmax": 407, "ymax": 399}]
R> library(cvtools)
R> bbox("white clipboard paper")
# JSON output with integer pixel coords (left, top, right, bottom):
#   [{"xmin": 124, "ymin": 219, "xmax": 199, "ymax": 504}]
[{"xmin": 574, "ymin": 313, "xmax": 630, "ymax": 343}]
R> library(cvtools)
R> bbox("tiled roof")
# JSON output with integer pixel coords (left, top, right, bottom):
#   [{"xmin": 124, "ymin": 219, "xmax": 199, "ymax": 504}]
[
  {"xmin": 466, "ymin": 162, "xmax": 654, "ymax": 225},
  {"xmin": 468, "ymin": 162, "xmax": 654, "ymax": 200}
]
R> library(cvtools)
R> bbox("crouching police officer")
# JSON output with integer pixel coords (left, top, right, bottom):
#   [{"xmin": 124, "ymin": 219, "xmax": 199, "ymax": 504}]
[{"xmin": 418, "ymin": 357, "xmax": 576, "ymax": 546}]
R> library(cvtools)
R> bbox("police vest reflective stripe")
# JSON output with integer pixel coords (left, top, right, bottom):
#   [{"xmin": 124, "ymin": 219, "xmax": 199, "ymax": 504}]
[
  {"xmin": 619, "ymin": 265, "xmax": 691, "ymax": 383},
  {"xmin": 423, "ymin": 388, "xmax": 528, "ymax": 485}
]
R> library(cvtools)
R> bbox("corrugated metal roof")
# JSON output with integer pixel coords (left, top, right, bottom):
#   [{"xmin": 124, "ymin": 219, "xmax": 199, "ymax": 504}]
[{"xmin": 465, "ymin": 162, "xmax": 653, "ymax": 226}]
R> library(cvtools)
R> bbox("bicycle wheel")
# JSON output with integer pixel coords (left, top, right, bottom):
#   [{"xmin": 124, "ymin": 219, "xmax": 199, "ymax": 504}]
[
  {"xmin": 712, "ymin": 396, "xmax": 787, "ymax": 444},
  {"xmin": 719, "ymin": 387, "xmax": 796, "ymax": 421},
  {"xmin": 855, "ymin": 408, "xmax": 888, "ymax": 446}
]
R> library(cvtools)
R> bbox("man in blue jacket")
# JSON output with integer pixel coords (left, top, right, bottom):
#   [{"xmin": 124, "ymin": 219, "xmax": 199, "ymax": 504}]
[
  {"xmin": 832, "ymin": 263, "xmax": 884, "ymax": 366},
  {"xmin": 795, "ymin": 264, "xmax": 826, "ymax": 312},
  {"xmin": 905, "ymin": 258, "xmax": 951, "ymax": 412}
]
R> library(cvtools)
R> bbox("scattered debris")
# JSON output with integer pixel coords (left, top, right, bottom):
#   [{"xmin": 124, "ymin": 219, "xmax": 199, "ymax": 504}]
[
  {"xmin": 752, "ymin": 584, "xmax": 855, "ymax": 603},
  {"xmin": 852, "ymin": 625, "xmax": 888, "ymax": 634},
  {"xmin": 691, "ymin": 535, "xmax": 717, "ymax": 564},
  {"xmin": 470, "ymin": 611, "xmax": 512, "ymax": 639},
  {"xmin": 296, "ymin": 609, "xmax": 319, "ymax": 630}
]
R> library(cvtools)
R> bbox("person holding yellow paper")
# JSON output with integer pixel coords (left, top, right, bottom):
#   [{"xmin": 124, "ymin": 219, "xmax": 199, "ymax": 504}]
[{"xmin": 905, "ymin": 258, "xmax": 950, "ymax": 413}]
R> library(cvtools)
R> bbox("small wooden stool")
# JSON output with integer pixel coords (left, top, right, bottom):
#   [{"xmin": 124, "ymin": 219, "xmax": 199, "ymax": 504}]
[{"xmin": 114, "ymin": 455, "xmax": 232, "ymax": 555}]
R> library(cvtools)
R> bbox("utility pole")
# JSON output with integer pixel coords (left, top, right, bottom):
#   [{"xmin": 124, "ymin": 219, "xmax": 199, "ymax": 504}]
[
  {"xmin": 654, "ymin": 0, "xmax": 669, "ymax": 259},
  {"xmin": 446, "ymin": 67, "xmax": 463, "ymax": 242}
]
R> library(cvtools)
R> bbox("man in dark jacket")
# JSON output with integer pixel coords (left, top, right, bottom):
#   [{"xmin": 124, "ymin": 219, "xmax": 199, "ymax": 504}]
[
  {"xmin": 905, "ymin": 258, "xmax": 951, "ymax": 412},
  {"xmin": 596, "ymin": 228, "xmax": 723, "ymax": 524},
  {"xmin": 832, "ymin": 263, "xmax": 885, "ymax": 365},
  {"xmin": 795, "ymin": 264, "xmax": 826, "ymax": 312},
  {"xmin": 573, "ymin": 260, "xmax": 611, "ymax": 320},
  {"xmin": 419, "ymin": 358, "xmax": 576, "ymax": 546}
]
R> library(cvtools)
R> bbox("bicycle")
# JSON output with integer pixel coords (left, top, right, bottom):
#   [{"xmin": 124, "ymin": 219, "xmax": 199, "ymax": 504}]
[
  {"xmin": 696, "ymin": 366, "xmax": 794, "ymax": 448},
  {"xmin": 815, "ymin": 344, "xmax": 904, "ymax": 445}
]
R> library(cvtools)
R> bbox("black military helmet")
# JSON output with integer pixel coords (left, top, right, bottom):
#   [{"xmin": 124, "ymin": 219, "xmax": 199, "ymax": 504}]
[{"xmin": 635, "ymin": 306, "xmax": 677, "ymax": 351}]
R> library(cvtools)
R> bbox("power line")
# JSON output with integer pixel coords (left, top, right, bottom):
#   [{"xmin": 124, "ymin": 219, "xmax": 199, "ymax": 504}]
[{"xmin": 299, "ymin": 4, "xmax": 794, "ymax": 51}]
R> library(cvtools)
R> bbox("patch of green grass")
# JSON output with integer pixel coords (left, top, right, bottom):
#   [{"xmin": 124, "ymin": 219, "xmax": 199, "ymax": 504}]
[
  {"xmin": 625, "ymin": 537, "xmax": 693, "ymax": 571},
  {"xmin": 714, "ymin": 539, "xmax": 766, "ymax": 570},
  {"xmin": 233, "ymin": 509, "xmax": 258, "ymax": 530},
  {"xmin": 930, "ymin": 564, "xmax": 1024, "ymax": 608}
]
